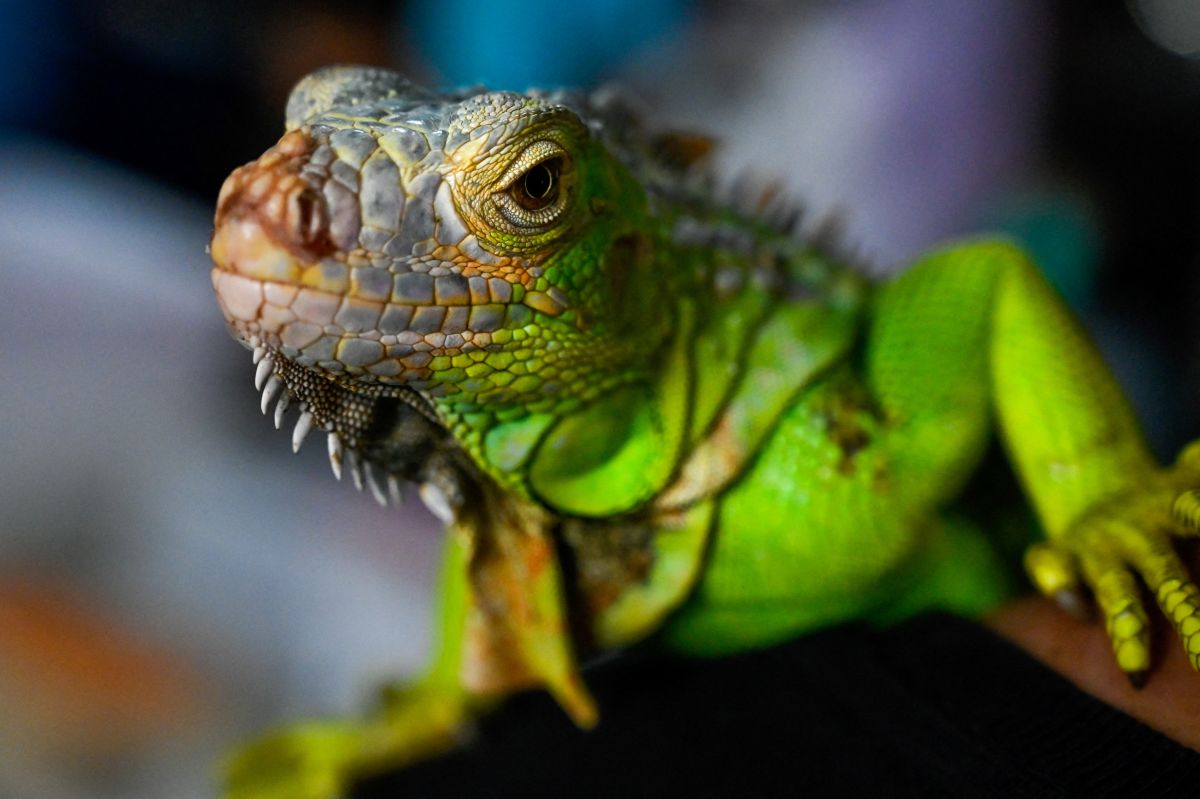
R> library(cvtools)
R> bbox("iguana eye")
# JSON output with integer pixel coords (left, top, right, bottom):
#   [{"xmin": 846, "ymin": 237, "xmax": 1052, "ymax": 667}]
[
  {"xmin": 491, "ymin": 142, "xmax": 574, "ymax": 230},
  {"xmin": 513, "ymin": 158, "xmax": 561, "ymax": 210}
]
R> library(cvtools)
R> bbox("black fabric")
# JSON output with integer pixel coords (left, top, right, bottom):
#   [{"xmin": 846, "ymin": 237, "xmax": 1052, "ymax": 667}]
[{"xmin": 353, "ymin": 614, "xmax": 1200, "ymax": 798}]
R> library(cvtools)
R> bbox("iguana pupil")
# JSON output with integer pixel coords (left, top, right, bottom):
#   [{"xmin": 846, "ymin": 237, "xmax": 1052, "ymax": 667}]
[{"xmin": 518, "ymin": 159, "xmax": 559, "ymax": 206}]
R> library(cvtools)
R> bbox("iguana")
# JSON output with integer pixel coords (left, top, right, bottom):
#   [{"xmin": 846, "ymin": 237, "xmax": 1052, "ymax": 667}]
[{"xmin": 210, "ymin": 65, "xmax": 1200, "ymax": 798}]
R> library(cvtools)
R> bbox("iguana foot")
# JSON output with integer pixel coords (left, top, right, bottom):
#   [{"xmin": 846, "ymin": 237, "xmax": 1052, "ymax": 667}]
[
  {"xmin": 1025, "ymin": 443, "xmax": 1200, "ymax": 684},
  {"xmin": 223, "ymin": 682, "xmax": 470, "ymax": 799}
]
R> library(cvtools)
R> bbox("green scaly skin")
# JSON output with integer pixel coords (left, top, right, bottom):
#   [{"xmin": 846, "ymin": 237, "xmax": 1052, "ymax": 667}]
[{"xmin": 209, "ymin": 66, "xmax": 1200, "ymax": 798}]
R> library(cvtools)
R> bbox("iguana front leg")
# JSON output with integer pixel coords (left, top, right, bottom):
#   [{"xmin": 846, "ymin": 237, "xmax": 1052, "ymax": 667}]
[
  {"xmin": 223, "ymin": 480, "xmax": 593, "ymax": 799},
  {"xmin": 876, "ymin": 240, "xmax": 1200, "ymax": 684}
]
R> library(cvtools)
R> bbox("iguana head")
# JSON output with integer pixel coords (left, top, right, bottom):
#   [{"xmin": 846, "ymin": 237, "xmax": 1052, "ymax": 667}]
[
  {"xmin": 211, "ymin": 66, "xmax": 708, "ymax": 520},
  {"xmin": 211, "ymin": 66, "xmax": 660, "ymax": 409}
]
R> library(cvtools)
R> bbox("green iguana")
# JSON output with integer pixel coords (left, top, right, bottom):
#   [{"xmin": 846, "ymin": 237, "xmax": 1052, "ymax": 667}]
[{"xmin": 210, "ymin": 65, "xmax": 1200, "ymax": 798}]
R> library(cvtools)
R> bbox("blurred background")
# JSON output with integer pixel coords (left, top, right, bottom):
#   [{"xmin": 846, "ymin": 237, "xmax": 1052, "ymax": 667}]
[{"xmin": 3, "ymin": 0, "xmax": 1200, "ymax": 796}]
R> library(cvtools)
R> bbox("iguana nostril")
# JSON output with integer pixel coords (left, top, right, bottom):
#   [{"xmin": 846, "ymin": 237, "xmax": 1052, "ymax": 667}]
[
  {"xmin": 288, "ymin": 187, "xmax": 328, "ymax": 250},
  {"xmin": 210, "ymin": 128, "xmax": 342, "ymax": 266}
]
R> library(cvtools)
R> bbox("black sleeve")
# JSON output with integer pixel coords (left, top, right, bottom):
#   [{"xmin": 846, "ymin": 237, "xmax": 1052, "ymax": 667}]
[{"xmin": 354, "ymin": 613, "xmax": 1200, "ymax": 798}]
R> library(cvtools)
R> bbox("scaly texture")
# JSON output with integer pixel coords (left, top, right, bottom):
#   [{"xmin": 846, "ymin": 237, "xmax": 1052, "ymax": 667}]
[{"xmin": 209, "ymin": 65, "xmax": 1200, "ymax": 799}]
